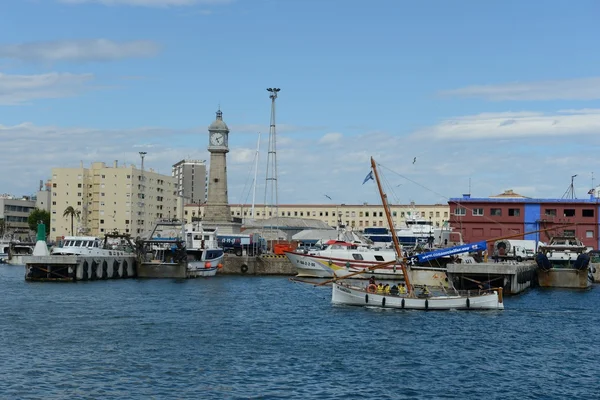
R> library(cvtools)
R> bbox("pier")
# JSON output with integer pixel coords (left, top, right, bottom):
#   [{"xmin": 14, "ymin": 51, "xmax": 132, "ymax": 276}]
[
  {"xmin": 447, "ymin": 261, "xmax": 537, "ymax": 295},
  {"xmin": 24, "ymin": 255, "xmax": 136, "ymax": 282}
]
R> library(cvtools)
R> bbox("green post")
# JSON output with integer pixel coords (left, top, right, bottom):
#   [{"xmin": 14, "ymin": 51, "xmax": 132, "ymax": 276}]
[{"xmin": 37, "ymin": 222, "xmax": 46, "ymax": 242}]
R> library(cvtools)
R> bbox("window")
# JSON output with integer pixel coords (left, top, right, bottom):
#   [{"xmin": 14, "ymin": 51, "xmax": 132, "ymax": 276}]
[
  {"xmin": 352, "ymin": 254, "xmax": 364, "ymax": 261},
  {"xmin": 365, "ymin": 212, "xmax": 370, "ymax": 217},
  {"xmin": 472, "ymin": 208, "xmax": 484, "ymax": 216},
  {"xmin": 563, "ymin": 229, "xmax": 575, "ymax": 236},
  {"xmin": 454, "ymin": 207, "xmax": 466, "ymax": 216},
  {"xmin": 53, "ymin": 183, "xmax": 57, "ymax": 188},
  {"xmin": 586, "ymin": 230, "xmax": 594, "ymax": 238},
  {"xmin": 374, "ymin": 255, "xmax": 385, "ymax": 261},
  {"xmin": 564, "ymin": 209, "xmax": 575, "ymax": 217},
  {"xmin": 508, "ymin": 208, "xmax": 520, "ymax": 217},
  {"xmin": 400, "ymin": 212, "xmax": 405, "ymax": 217},
  {"xmin": 490, "ymin": 208, "xmax": 502, "ymax": 216},
  {"xmin": 545, "ymin": 209, "xmax": 556, "ymax": 217},
  {"xmin": 583, "ymin": 209, "xmax": 594, "ymax": 217}
]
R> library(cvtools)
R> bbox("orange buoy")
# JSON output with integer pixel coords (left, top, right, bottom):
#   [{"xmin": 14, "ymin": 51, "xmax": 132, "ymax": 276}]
[
  {"xmin": 217, "ymin": 263, "xmax": 223, "ymax": 269},
  {"xmin": 204, "ymin": 262, "xmax": 211, "ymax": 269}
]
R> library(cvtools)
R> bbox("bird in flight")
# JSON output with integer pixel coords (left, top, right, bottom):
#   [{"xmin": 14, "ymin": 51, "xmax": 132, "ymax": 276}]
[
  {"xmin": 413, "ymin": 157, "xmax": 417, "ymax": 164},
  {"xmin": 324, "ymin": 194, "xmax": 332, "ymax": 200}
]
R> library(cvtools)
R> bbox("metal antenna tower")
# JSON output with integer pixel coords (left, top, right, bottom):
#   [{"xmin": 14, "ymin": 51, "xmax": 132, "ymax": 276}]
[{"xmin": 264, "ymin": 88, "xmax": 280, "ymax": 220}]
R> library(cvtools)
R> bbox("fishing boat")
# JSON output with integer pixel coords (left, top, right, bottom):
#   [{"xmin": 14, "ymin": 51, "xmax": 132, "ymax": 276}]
[
  {"xmin": 184, "ymin": 223, "xmax": 224, "ymax": 278},
  {"xmin": 330, "ymin": 157, "xmax": 504, "ymax": 311},
  {"xmin": 136, "ymin": 220, "xmax": 188, "ymax": 279},
  {"xmin": 535, "ymin": 235, "xmax": 593, "ymax": 289}
]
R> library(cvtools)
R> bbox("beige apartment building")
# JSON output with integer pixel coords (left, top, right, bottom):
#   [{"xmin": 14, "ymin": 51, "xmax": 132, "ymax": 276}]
[
  {"xmin": 183, "ymin": 202, "xmax": 450, "ymax": 231},
  {"xmin": 50, "ymin": 161, "xmax": 177, "ymax": 239}
]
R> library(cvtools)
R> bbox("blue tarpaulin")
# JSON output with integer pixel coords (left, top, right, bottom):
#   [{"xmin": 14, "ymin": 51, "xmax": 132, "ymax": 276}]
[{"xmin": 416, "ymin": 240, "xmax": 487, "ymax": 263}]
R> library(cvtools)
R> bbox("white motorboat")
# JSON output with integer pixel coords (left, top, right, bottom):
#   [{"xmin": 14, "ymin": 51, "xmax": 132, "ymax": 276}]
[{"xmin": 285, "ymin": 240, "xmax": 402, "ymax": 279}]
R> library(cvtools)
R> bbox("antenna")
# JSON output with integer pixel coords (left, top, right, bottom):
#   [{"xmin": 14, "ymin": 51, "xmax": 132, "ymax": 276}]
[
  {"xmin": 561, "ymin": 174, "xmax": 577, "ymax": 199},
  {"xmin": 264, "ymin": 88, "xmax": 281, "ymax": 221}
]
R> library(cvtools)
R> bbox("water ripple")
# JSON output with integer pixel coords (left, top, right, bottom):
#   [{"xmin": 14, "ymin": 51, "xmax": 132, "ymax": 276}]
[{"xmin": 1, "ymin": 266, "xmax": 599, "ymax": 399}]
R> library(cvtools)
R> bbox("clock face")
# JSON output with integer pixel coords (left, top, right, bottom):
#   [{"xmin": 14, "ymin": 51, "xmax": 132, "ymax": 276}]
[{"xmin": 210, "ymin": 132, "xmax": 224, "ymax": 146}]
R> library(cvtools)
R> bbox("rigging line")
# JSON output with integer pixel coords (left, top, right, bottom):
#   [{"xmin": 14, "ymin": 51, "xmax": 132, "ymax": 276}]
[{"xmin": 377, "ymin": 162, "xmax": 513, "ymax": 230}]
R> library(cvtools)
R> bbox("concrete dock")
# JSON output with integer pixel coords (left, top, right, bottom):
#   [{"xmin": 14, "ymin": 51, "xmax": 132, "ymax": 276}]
[{"xmin": 447, "ymin": 261, "xmax": 537, "ymax": 295}]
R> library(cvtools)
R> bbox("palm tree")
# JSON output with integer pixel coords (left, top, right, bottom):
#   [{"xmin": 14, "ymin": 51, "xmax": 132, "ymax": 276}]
[{"xmin": 63, "ymin": 206, "xmax": 81, "ymax": 236}]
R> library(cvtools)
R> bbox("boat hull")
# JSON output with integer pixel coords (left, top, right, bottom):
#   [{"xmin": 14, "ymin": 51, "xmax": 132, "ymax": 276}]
[
  {"xmin": 537, "ymin": 268, "xmax": 592, "ymax": 289},
  {"xmin": 331, "ymin": 282, "xmax": 504, "ymax": 310},
  {"xmin": 286, "ymin": 251, "xmax": 404, "ymax": 280},
  {"xmin": 187, "ymin": 254, "xmax": 224, "ymax": 278}
]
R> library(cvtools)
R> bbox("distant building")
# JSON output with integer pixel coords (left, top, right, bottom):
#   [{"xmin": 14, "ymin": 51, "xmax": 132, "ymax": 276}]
[
  {"xmin": 172, "ymin": 159, "xmax": 207, "ymax": 204},
  {"xmin": 50, "ymin": 161, "xmax": 177, "ymax": 239},
  {"xmin": 182, "ymin": 202, "xmax": 450, "ymax": 231},
  {"xmin": 448, "ymin": 192, "xmax": 600, "ymax": 250},
  {"xmin": 0, "ymin": 195, "xmax": 36, "ymax": 232}
]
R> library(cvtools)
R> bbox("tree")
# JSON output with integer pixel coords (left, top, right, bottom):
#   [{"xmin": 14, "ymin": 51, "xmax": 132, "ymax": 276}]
[
  {"xmin": 0, "ymin": 218, "xmax": 5, "ymax": 237},
  {"xmin": 63, "ymin": 206, "xmax": 81, "ymax": 236},
  {"xmin": 28, "ymin": 209, "xmax": 51, "ymax": 235}
]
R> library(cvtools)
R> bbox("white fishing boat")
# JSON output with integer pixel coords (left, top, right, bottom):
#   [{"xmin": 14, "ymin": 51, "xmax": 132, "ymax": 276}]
[
  {"xmin": 332, "ymin": 281, "xmax": 503, "ymax": 310},
  {"xmin": 329, "ymin": 157, "xmax": 504, "ymax": 311},
  {"xmin": 185, "ymin": 223, "xmax": 224, "ymax": 278},
  {"xmin": 51, "ymin": 236, "xmax": 133, "ymax": 257}
]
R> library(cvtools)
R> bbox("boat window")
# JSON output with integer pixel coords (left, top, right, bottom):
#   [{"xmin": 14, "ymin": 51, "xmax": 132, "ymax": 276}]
[
  {"xmin": 351, "ymin": 254, "xmax": 364, "ymax": 260},
  {"xmin": 194, "ymin": 235, "xmax": 201, "ymax": 240},
  {"xmin": 374, "ymin": 255, "xmax": 385, "ymax": 261},
  {"xmin": 94, "ymin": 241, "xmax": 99, "ymax": 248},
  {"xmin": 75, "ymin": 240, "xmax": 82, "ymax": 247}
]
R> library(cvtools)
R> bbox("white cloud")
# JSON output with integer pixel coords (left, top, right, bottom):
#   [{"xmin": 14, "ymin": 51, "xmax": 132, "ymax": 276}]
[
  {"xmin": 59, "ymin": 0, "xmax": 231, "ymax": 6},
  {"xmin": 3, "ymin": 114, "xmax": 599, "ymax": 207},
  {"xmin": 0, "ymin": 72, "xmax": 93, "ymax": 105},
  {"xmin": 440, "ymin": 77, "xmax": 600, "ymax": 101},
  {"xmin": 414, "ymin": 109, "xmax": 600, "ymax": 140},
  {"xmin": 0, "ymin": 39, "xmax": 160, "ymax": 63},
  {"xmin": 318, "ymin": 132, "xmax": 343, "ymax": 144}
]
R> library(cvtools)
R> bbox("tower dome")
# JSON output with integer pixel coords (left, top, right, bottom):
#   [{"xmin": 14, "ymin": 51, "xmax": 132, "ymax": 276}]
[{"xmin": 208, "ymin": 109, "xmax": 229, "ymax": 132}]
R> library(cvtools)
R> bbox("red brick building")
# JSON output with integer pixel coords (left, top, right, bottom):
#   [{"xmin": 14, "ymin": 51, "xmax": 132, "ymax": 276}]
[{"xmin": 448, "ymin": 190, "xmax": 600, "ymax": 251}]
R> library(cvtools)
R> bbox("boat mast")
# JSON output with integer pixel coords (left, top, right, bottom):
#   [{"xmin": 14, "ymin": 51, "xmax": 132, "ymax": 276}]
[{"xmin": 370, "ymin": 157, "xmax": 413, "ymax": 294}]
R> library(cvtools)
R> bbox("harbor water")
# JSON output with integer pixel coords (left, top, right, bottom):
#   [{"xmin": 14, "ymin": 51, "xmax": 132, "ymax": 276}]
[{"xmin": 1, "ymin": 265, "xmax": 599, "ymax": 399}]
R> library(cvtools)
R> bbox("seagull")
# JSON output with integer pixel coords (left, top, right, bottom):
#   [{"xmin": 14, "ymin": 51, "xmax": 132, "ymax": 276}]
[
  {"xmin": 324, "ymin": 194, "xmax": 332, "ymax": 200},
  {"xmin": 413, "ymin": 157, "xmax": 417, "ymax": 164}
]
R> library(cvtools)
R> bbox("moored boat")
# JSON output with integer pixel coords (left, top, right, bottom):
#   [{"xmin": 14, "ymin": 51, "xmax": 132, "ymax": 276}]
[
  {"xmin": 535, "ymin": 235, "xmax": 593, "ymax": 289},
  {"xmin": 184, "ymin": 223, "xmax": 224, "ymax": 278}
]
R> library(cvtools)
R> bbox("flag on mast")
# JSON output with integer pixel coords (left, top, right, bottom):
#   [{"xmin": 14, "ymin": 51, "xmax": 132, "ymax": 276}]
[{"xmin": 362, "ymin": 171, "xmax": 374, "ymax": 185}]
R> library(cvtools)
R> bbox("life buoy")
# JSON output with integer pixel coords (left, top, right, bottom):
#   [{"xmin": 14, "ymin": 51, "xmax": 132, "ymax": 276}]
[
  {"xmin": 240, "ymin": 264, "xmax": 248, "ymax": 274},
  {"xmin": 367, "ymin": 284, "xmax": 377, "ymax": 293}
]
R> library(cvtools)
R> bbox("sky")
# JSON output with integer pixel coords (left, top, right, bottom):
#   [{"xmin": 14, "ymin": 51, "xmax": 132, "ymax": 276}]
[{"xmin": 2, "ymin": 0, "xmax": 600, "ymax": 207}]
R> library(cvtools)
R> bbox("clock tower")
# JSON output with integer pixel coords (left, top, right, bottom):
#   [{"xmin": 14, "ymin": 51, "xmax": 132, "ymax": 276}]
[{"xmin": 202, "ymin": 109, "xmax": 238, "ymax": 231}]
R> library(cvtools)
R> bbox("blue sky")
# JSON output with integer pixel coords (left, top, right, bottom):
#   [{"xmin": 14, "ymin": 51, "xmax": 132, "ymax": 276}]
[{"xmin": 2, "ymin": 0, "xmax": 600, "ymax": 206}]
